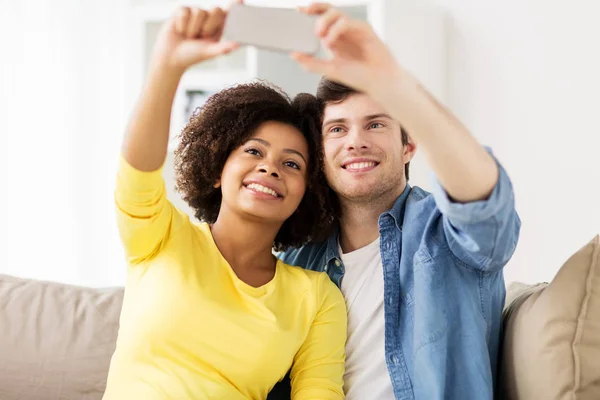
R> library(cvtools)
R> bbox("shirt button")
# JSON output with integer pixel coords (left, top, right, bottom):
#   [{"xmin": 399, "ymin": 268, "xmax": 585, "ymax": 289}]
[
  {"xmin": 324, "ymin": 265, "xmax": 328, "ymax": 272},
  {"xmin": 334, "ymin": 259, "xmax": 341, "ymax": 267},
  {"xmin": 391, "ymin": 355, "xmax": 399, "ymax": 365}
]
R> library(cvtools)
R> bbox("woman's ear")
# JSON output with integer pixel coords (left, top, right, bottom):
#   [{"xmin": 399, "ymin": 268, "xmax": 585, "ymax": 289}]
[{"xmin": 213, "ymin": 179, "xmax": 221, "ymax": 189}]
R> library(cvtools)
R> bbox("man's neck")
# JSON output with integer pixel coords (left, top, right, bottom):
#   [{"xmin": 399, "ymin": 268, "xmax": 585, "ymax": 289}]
[
  {"xmin": 338, "ymin": 184, "xmax": 406, "ymax": 253},
  {"xmin": 338, "ymin": 204, "xmax": 382, "ymax": 254}
]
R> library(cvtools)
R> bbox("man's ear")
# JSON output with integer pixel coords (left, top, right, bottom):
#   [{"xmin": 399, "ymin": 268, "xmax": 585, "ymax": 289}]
[{"xmin": 403, "ymin": 135, "xmax": 417, "ymax": 162}]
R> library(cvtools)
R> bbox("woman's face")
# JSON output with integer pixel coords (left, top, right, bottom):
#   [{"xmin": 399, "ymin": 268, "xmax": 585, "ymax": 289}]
[{"xmin": 217, "ymin": 121, "xmax": 309, "ymax": 224}]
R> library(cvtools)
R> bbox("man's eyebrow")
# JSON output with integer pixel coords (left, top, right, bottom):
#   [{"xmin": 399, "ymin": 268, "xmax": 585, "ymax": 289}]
[
  {"xmin": 323, "ymin": 114, "xmax": 393, "ymax": 127},
  {"xmin": 322, "ymin": 117, "xmax": 348, "ymax": 127},
  {"xmin": 364, "ymin": 113, "xmax": 393, "ymax": 121},
  {"xmin": 246, "ymin": 138, "xmax": 307, "ymax": 164}
]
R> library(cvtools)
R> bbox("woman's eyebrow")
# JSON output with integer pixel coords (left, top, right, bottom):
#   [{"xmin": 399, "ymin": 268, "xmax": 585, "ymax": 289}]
[
  {"xmin": 247, "ymin": 138, "xmax": 307, "ymax": 164},
  {"xmin": 283, "ymin": 148, "xmax": 307, "ymax": 164},
  {"xmin": 247, "ymin": 138, "xmax": 270, "ymax": 147}
]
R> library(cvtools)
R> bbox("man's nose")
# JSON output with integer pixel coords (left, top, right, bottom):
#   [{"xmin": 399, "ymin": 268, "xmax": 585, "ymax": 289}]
[{"xmin": 345, "ymin": 128, "xmax": 370, "ymax": 151}]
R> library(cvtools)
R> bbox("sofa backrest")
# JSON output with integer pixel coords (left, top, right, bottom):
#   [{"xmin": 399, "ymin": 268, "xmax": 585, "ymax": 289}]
[
  {"xmin": 499, "ymin": 235, "xmax": 600, "ymax": 399},
  {"xmin": 2, "ymin": 235, "xmax": 599, "ymax": 399},
  {"xmin": 0, "ymin": 274, "xmax": 123, "ymax": 400}
]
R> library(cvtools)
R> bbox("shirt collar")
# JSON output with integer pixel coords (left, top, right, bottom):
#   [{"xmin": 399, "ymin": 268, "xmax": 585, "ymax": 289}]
[{"xmin": 382, "ymin": 183, "xmax": 411, "ymax": 231}]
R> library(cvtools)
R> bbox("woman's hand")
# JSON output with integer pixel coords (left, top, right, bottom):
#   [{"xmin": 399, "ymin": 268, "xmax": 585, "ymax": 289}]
[
  {"xmin": 122, "ymin": 2, "xmax": 242, "ymax": 172},
  {"xmin": 151, "ymin": 4, "xmax": 240, "ymax": 74}
]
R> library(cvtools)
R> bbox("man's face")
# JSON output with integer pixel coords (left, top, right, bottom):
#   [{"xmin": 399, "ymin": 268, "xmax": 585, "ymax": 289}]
[{"xmin": 321, "ymin": 93, "xmax": 415, "ymax": 204}]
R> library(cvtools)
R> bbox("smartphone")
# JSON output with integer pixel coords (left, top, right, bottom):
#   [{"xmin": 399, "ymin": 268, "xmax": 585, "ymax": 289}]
[{"xmin": 222, "ymin": 4, "xmax": 319, "ymax": 55}]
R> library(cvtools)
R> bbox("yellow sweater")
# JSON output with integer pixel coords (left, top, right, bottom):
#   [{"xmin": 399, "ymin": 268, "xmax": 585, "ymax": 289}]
[{"xmin": 103, "ymin": 157, "xmax": 347, "ymax": 400}]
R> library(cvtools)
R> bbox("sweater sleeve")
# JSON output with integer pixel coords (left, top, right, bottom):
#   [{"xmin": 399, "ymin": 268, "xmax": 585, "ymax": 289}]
[
  {"xmin": 114, "ymin": 155, "xmax": 177, "ymax": 264},
  {"xmin": 291, "ymin": 273, "xmax": 347, "ymax": 400}
]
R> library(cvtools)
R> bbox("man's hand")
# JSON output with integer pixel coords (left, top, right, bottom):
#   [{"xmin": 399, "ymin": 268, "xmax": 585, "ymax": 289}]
[
  {"xmin": 293, "ymin": 2, "xmax": 499, "ymax": 204},
  {"xmin": 152, "ymin": 4, "xmax": 241, "ymax": 74},
  {"xmin": 291, "ymin": 3, "xmax": 404, "ymax": 97}
]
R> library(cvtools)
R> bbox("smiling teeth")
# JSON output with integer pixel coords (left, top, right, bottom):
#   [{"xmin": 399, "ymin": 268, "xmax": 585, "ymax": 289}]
[
  {"xmin": 346, "ymin": 162, "xmax": 376, "ymax": 170},
  {"xmin": 247, "ymin": 183, "xmax": 279, "ymax": 197}
]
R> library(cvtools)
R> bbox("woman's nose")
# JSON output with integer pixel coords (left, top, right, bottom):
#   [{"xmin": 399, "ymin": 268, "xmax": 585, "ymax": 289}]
[{"xmin": 258, "ymin": 165, "xmax": 280, "ymax": 178}]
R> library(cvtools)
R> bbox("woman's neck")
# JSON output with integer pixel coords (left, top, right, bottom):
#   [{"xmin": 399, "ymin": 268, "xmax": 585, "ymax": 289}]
[{"xmin": 209, "ymin": 209, "xmax": 280, "ymax": 287}]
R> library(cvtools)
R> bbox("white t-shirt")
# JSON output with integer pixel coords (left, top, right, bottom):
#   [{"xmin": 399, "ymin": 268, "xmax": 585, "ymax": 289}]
[{"xmin": 339, "ymin": 237, "xmax": 395, "ymax": 400}]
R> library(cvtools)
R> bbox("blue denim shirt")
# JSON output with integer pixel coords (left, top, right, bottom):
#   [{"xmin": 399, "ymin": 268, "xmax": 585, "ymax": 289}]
[{"xmin": 279, "ymin": 158, "xmax": 521, "ymax": 400}]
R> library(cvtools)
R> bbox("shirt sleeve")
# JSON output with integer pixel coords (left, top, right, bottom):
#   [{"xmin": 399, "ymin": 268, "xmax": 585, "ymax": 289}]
[
  {"xmin": 430, "ymin": 149, "xmax": 521, "ymax": 273},
  {"xmin": 114, "ymin": 155, "xmax": 177, "ymax": 264},
  {"xmin": 291, "ymin": 273, "xmax": 347, "ymax": 400}
]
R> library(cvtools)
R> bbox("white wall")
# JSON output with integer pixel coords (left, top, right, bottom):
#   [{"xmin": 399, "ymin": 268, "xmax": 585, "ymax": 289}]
[
  {"xmin": 2, "ymin": 0, "xmax": 598, "ymax": 287},
  {"xmin": 415, "ymin": 0, "xmax": 600, "ymax": 283},
  {"xmin": 0, "ymin": 0, "xmax": 129, "ymax": 286},
  {"xmin": 0, "ymin": 0, "xmax": 368, "ymax": 287}
]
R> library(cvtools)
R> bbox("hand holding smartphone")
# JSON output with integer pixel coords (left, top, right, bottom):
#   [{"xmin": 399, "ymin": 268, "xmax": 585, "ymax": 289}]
[{"xmin": 222, "ymin": 4, "xmax": 320, "ymax": 55}]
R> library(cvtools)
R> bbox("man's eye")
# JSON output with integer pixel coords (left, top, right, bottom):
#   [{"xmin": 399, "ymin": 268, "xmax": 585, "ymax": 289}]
[
  {"xmin": 330, "ymin": 127, "xmax": 344, "ymax": 133},
  {"xmin": 284, "ymin": 161, "xmax": 301, "ymax": 170},
  {"xmin": 370, "ymin": 122, "xmax": 384, "ymax": 129},
  {"xmin": 245, "ymin": 148, "xmax": 261, "ymax": 156}
]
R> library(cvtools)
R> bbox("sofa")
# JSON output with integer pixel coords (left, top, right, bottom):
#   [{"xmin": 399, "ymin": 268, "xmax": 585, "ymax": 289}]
[{"xmin": 1, "ymin": 235, "xmax": 599, "ymax": 399}]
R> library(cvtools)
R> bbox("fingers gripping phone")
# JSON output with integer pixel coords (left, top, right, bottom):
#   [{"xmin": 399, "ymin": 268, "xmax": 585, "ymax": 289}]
[{"xmin": 222, "ymin": 4, "xmax": 320, "ymax": 55}]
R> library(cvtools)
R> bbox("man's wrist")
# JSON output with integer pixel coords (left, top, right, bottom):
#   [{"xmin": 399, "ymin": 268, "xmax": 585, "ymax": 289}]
[{"xmin": 368, "ymin": 66, "xmax": 421, "ymax": 121}]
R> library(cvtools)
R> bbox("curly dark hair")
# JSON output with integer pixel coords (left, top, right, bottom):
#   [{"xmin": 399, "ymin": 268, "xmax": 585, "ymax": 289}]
[{"xmin": 173, "ymin": 82, "xmax": 334, "ymax": 251}]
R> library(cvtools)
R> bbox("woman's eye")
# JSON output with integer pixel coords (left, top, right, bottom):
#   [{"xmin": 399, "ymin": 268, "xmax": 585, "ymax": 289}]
[
  {"xmin": 330, "ymin": 127, "xmax": 344, "ymax": 134},
  {"xmin": 284, "ymin": 161, "xmax": 300, "ymax": 170},
  {"xmin": 245, "ymin": 148, "xmax": 261, "ymax": 156}
]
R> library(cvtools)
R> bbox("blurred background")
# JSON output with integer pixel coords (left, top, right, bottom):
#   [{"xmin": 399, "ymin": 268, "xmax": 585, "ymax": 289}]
[{"xmin": 0, "ymin": 0, "xmax": 598, "ymax": 287}]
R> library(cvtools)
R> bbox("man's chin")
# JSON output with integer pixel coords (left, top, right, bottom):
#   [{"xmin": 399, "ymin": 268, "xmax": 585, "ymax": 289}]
[
  {"xmin": 336, "ymin": 186, "xmax": 379, "ymax": 202},
  {"xmin": 334, "ymin": 178, "xmax": 402, "ymax": 202}
]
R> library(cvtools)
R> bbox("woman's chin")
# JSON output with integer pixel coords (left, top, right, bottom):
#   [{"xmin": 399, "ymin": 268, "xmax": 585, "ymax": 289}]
[{"xmin": 238, "ymin": 206, "xmax": 291, "ymax": 225}]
